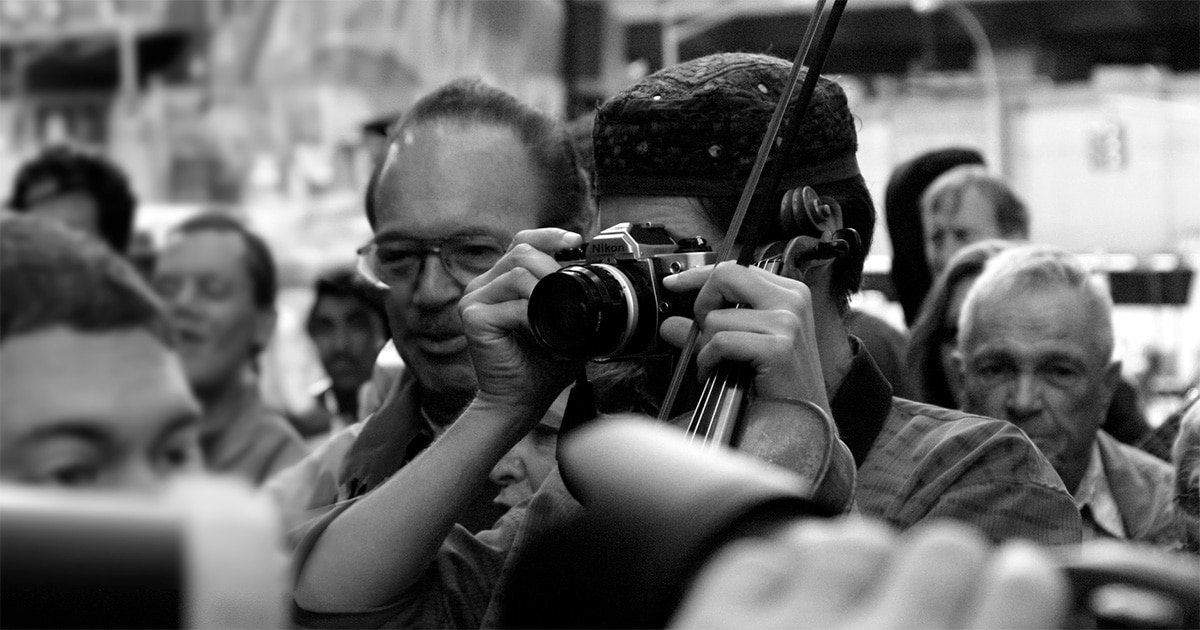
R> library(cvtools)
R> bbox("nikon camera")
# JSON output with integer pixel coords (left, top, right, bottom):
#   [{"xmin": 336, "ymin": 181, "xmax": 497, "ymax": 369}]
[{"xmin": 527, "ymin": 222, "xmax": 713, "ymax": 361}]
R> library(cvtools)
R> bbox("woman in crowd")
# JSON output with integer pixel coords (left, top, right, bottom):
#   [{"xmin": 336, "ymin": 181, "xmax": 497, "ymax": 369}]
[{"xmin": 906, "ymin": 239, "xmax": 1013, "ymax": 409}]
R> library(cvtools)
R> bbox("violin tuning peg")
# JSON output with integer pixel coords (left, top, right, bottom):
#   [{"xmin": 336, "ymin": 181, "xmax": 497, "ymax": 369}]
[{"xmin": 801, "ymin": 186, "xmax": 832, "ymax": 226}]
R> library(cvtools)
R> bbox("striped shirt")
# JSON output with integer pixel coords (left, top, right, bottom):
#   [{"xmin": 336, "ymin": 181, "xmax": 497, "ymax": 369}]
[{"xmin": 837, "ymin": 338, "xmax": 1082, "ymax": 545}]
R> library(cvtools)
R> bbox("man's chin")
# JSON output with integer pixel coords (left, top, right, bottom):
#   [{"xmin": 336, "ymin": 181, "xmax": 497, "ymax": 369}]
[{"xmin": 412, "ymin": 362, "xmax": 478, "ymax": 397}]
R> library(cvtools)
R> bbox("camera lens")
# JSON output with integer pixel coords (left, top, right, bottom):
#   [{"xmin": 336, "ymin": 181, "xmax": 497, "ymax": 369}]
[{"xmin": 528, "ymin": 264, "xmax": 638, "ymax": 359}]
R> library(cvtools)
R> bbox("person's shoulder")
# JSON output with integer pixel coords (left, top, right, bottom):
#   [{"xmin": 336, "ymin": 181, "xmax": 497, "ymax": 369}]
[
  {"xmin": 258, "ymin": 407, "xmax": 308, "ymax": 447},
  {"xmin": 251, "ymin": 407, "xmax": 310, "ymax": 473},
  {"xmin": 862, "ymin": 398, "xmax": 1079, "ymax": 543},
  {"xmin": 881, "ymin": 398, "xmax": 1056, "ymax": 475},
  {"xmin": 846, "ymin": 309, "xmax": 908, "ymax": 344},
  {"xmin": 1097, "ymin": 430, "xmax": 1174, "ymax": 484},
  {"xmin": 888, "ymin": 397, "xmax": 1018, "ymax": 437}
]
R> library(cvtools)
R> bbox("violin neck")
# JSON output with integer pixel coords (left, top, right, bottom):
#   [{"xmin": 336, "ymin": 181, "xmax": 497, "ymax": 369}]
[
  {"xmin": 684, "ymin": 252, "xmax": 783, "ymax": 446},
  {"xmin": 686, "ymin": 363, "xmax": 754, "ymax": 448}
]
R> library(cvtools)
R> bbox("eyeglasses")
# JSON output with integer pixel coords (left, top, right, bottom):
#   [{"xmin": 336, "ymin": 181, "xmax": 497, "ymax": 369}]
[{"xmin": 356, "ymin": 234, "xmax": 507, "ymax": 289}]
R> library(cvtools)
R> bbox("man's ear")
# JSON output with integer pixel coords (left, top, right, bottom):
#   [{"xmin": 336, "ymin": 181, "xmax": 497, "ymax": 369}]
[{"xmin": 947, "ymin": 349, "xmax": 967, "ymax": 406}]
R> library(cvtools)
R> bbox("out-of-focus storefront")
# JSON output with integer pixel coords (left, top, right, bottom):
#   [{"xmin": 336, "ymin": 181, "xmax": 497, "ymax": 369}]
[{"xmin": 3, "ymin": 0, "xmax": 1197, "ymax": 420}]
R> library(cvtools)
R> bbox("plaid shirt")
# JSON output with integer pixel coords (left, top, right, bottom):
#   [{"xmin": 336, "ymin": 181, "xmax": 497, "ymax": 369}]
[
  {"xmin": 836, "ymin": 339, "xmax": 1082, "ymax": 545},
  {"xmin": 292, "ymin": 340, "xmax": 1081, "ymax": 628}
]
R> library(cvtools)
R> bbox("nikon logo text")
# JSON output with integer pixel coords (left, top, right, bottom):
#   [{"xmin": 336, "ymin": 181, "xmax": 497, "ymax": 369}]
[{"xmin": 593, "ymin": 243, "xmax": 627, "ymax": 254}]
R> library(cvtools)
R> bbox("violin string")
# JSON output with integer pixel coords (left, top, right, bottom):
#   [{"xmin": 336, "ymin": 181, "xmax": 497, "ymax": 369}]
[{"xmin": 657, "ymin": 0, "xmax": 832, "ymax": 422}]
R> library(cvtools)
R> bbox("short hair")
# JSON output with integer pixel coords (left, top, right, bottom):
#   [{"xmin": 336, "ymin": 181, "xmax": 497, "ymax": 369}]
[
  {"xmin": 960, "ymin": 245, "xmax": 1113, "ymax": 363},
  {"xmin": 7, "ymin": 145, "xmax": 138, "ymax": 253},
  {"xmin": 906, "ymin": 239, "xmax": 1014, "ymax": 408},
  {"xmin": 1, "ymin": 215, "xmax": 172, "ymax": 345},
  {"xmin": 306, "ymin": 266, "xmax": 387, "ymax": 335},
  {"xmin": 921, "ymin": 165, "xmax": 1029, "ymax": 239},
  {"xmin": 370, "ymin": 78, "xmax": 596, "ymax": 236},
  {"xmin": 168, "ymin": 212, "xmax": 277, "ymax": 310}
]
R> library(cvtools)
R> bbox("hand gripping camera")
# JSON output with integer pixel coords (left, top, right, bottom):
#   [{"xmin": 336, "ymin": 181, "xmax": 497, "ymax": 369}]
[{"xmin": 527, "ymin": 222, "xmax": 714, "ymax": 361}]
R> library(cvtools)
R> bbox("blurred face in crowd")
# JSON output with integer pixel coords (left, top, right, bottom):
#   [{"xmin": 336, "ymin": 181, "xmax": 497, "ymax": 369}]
[
  {"xmin": 22, "ymin": 182, "xmax": 101, "ymax": 240},
  {"xmin": 489, "ymin": 394, "xmax": 565, "ymax": 509},
  {"xmin": 924, "ymin": 185, "xmax": 1003, "ymax": 277},
  {"xmin": 369, "ymin": 121, "xmax": 544, "ymax": 397},
  {"xmin": 309, "ymin": 294, "xmax": 388, "ymax": 396},
  {"xmin": 1, "ymin": 328, "xmax": 202, "ymax": 492},
  {"xmin": 153, "ymin": 230, "xmax": 275, "ymax": 396},
  {"xmin": 957, "ymin": 286, "xmax": 1118, "ymax": 491}
]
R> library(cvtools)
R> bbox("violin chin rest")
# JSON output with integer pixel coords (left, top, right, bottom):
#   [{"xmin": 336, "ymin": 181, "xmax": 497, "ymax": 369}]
[{"xmin": 739, "ymin": 397, "xmax": 856, "ymax": 513}]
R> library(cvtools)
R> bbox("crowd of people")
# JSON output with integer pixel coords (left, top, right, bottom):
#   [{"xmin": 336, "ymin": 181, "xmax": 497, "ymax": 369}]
[{"xmin": 1, "ymin": 50, "xmax": 1198, "ymax": 629}]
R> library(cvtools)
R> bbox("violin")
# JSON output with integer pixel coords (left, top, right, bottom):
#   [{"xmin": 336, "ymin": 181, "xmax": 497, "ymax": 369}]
[
  {"xmin": 658, "ymin": 0, "xmax": 856, "ymax": 512},
  {"xmin": 682, "ymin": 191, "xmax": 858, "ymax": 512}
]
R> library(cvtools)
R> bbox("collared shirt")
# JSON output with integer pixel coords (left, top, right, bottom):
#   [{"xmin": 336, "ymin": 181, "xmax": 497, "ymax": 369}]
[
  {"xmin": 204, "ymin": 397, "xmax": 308, "ymax": 487},
  {"xmin": 290, "ymin": 339, "xmax": 1082, "ymax": 628},
  {"xmin": 845, "ymin": 308, "xmax": 915, "ymax": 399},
  {"xmin": 297, "ymin": 380, "xmax": 359, "ymax": 451},
  {"xmin": 1075, "ymin": 436, "xmax": 1127, "ymax": 539},
  {"xmin": 834, "ymin": 338, "xmax": 1082, "ymax": 545},
  {"xmin": 1076, "ymin": 430, "xmax": 1181, "ymax": 545}
]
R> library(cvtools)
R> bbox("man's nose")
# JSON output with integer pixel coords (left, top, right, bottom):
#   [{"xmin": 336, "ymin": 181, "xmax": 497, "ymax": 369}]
[
  {"xmin": 412, "ymin": 254, "xmax": 462, "ymax": 308},
  {"xmin": 1005, "ymin": 373, "xmax": 1043, "ymax": 422},
  {"xmin": 165, "ymin": 280, "xmax": 203, "ymax": 316}
]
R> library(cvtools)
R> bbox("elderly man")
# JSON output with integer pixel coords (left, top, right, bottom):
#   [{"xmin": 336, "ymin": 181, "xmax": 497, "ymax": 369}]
[
  {"xmin": 956, "ymin": 245, "xmax": 1180, "ymax": 545},
  {"xmin": 152, "ymin": 212, "xmax": 307, "ymax": 486},
  {"xmin": 290, "ymin": 53, "xmax": 1079, "ymax": 627}
]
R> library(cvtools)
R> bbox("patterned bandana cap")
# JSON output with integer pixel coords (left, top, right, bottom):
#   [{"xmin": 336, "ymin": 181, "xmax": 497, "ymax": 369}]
[{"xmin": 594, "ymin": 52, "xmax": 860, "ymax": 198}]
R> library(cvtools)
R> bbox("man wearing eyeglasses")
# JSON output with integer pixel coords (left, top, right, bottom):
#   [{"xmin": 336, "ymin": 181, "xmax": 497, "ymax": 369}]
[{"xmin": 265, "ymin": 78, "xmax": 595, "ymax": 547}]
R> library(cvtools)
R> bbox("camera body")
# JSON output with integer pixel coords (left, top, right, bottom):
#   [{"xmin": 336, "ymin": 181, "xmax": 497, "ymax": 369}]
[{"xmin": 528, "ymin": 222, "xmax": 714, "ymax": 361}]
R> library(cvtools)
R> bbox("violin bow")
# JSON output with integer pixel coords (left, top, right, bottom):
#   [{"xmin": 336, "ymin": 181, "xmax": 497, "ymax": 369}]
[{"xmin": 659, "ymin": 0, "xmax": 850, "ymax": 421}]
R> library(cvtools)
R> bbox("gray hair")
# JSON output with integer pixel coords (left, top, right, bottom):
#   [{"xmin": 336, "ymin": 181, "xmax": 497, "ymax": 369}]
[{"xmin": 959, "ymin": 244, "xmax": 1113, "ymax": 361}]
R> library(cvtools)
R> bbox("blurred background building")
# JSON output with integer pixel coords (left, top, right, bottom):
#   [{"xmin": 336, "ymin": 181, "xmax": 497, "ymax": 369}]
[{"xmin": 2, "ymin": 0, "xmax": 1197, "ymax": 420}]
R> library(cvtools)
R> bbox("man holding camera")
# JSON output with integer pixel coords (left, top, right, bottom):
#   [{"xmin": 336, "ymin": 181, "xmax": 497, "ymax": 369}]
[
  {"xmin": 289, "ymin": 53, "xmax": 1080, "ymax": 627},
  {"xmin": 268, "ymin": 77, "xmax": 595, "ymax": 592}
]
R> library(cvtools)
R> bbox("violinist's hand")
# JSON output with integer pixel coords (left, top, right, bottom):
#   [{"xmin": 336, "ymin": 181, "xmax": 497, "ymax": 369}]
[
  {"xmin": 670, "ymin": 518, "xmax": 1069, "ymax": 630},
  {"xmin": 459, "ymin": 228, "xmax": 585, "ymax": 422},
  {"xmin": 660, "ymin": 262, "xmax": 829, "ymax": 411}
]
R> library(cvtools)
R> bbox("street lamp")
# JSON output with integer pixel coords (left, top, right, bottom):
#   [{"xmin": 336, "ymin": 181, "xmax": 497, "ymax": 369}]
[{"xmin": 912, "ymin": 0, "xmax": 1006, "ymax": 176}]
